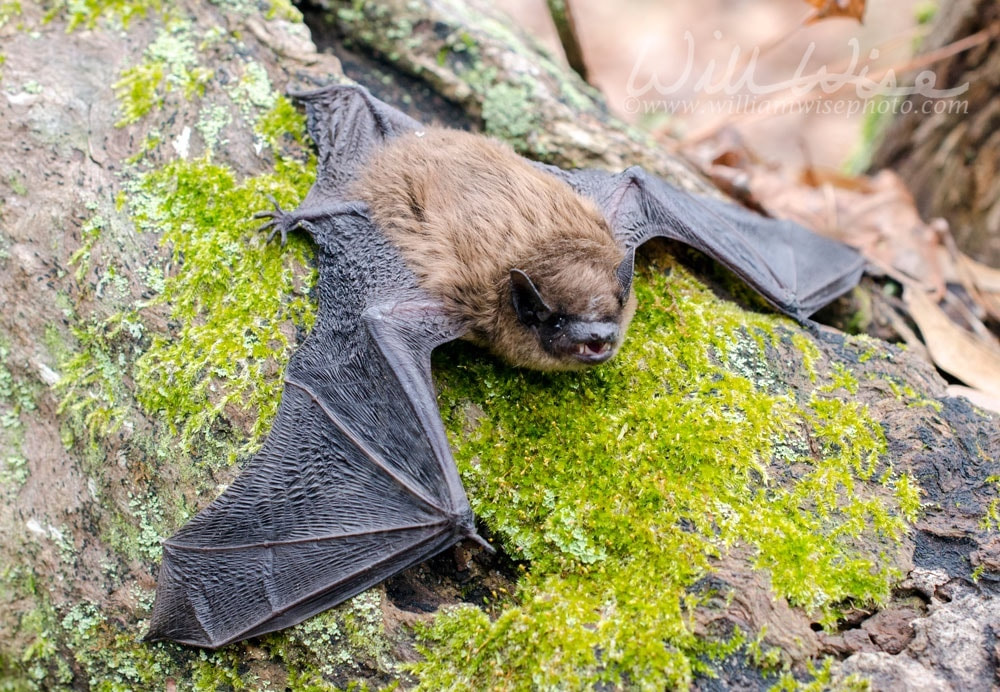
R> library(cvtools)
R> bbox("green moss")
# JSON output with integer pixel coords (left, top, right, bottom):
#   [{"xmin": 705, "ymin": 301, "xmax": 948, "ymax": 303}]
[
  {"xmin": 7, "ymin": 173, "xmax": 27, "ymax": 196},
  {"xmin": 774, "ymin": 657, "xmax": 869, "ymax": 691},
  {"xmin": 113, "ymin": 21, "xmax": 212, "ymax": 126},
  {"xmin": 914, "ymin": 1, "xmax": 937, "ymax": 25},
  {"xmin": 0, "ymin": 569, "xmax": 74, "ymax": 687},
  {"xmin": 43, "ymin": 0, "xmax": 160, "ymax": 30},
  {"xmin": 67, "ymin": 206, "xmax": 106, "ymax": 282},
  {"xmin": 880, "ymin": 376, "xmax": 943, "ymax": 411},
  {"xmin": 127, "ymin": 152, "xmax": 315, "ymax": 458},
  {"xmin": 981, "ymin": 475, "xmax": 1000, "ymax": 531},
  {"xmin": 414, "ymin": 260, "xmax": 916, "ymax": 688},
  {"xmin": 0, "ymin": 1, "xmax": 21, "ymax": 28},
  {"xmin": 256, "ymin": 93, "xmax": 309, "ymax": 149}
]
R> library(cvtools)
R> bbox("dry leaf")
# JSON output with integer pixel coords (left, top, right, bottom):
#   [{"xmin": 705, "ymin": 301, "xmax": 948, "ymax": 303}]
[
  {"xmin": 905, "ymin": 288, "xmax": 1000, "ymax": 396},
  {"xmin": 958, "ymin": 253, "xmax": 1000, "ymax": 292},
  {"xmin": 803, "ymin": 0, "xmax": 865, "ymax": 23}
]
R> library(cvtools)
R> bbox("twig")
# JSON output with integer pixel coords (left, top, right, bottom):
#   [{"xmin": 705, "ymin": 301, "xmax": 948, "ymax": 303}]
[{"xmin": 546, "ymin": 0, "xmax": 589, "ymax": 83}]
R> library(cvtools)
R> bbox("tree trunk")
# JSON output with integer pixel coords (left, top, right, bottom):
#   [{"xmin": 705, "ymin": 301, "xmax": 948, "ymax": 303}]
[
  {"xmin": 870, "ymin": 0, "xmax": 1000, "ymax": 266},
  {"xmin": 0, "ymin": 1, "xmax": 998, "ymax": 689}
]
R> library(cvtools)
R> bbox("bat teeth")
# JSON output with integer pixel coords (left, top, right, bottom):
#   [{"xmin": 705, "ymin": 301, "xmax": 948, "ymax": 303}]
[{"xmin": 570, "ymin": 340, "xmax": 614, "ymax": 363}]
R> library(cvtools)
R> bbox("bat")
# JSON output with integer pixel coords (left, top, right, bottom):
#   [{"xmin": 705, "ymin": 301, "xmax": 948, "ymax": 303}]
[{"xmin": 145, "ymin": 84, "xmax": 864, "ymax": 648}]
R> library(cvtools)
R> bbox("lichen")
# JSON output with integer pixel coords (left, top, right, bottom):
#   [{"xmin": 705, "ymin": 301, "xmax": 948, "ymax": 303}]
[
  {"xmin": 413, "ymin": 259, "xmax": 917, "ymax": 688},
  {"xmin": 0, "ymin": 341, "xmax": 35, "ymax": 489},
  {"xmin": 480, "ymin": 82, "xmax": 540, "ymax": 143}
]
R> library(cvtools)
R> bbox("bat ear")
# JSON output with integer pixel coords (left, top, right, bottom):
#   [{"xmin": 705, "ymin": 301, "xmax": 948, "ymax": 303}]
[
  {"xmin": 616, "ymin": 248, "xmax": 636, "ymax": 299},
  {"xmin": 510, "ymin": 268, "xmax": 553, "ymax": 326}
]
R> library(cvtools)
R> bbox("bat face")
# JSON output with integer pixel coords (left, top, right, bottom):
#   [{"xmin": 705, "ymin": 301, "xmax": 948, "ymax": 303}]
[{"xmin": 506, "ymin": 253, "xmax": 637, "ymax": 370}]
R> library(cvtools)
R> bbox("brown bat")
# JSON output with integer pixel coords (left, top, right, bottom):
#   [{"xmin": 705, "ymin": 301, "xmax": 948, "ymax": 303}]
[
  {"xmin": 145, "ymin": 84, "xmax": 863, "ymax": 648},
  {"xmin": 353, "ymin": 127, "xmax": 636, "ymax": 370}
]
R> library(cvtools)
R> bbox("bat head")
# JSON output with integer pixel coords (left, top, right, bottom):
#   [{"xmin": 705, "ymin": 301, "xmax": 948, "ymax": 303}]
[{"xmin": 506, "ymin": 247, "xmax": 637, "ymax": 370}]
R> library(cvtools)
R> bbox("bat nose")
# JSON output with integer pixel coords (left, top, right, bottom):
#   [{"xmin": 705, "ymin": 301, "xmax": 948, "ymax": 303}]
[{"xmin": 567, "ymin": 321, "xmax": 619, "ymax": 345}]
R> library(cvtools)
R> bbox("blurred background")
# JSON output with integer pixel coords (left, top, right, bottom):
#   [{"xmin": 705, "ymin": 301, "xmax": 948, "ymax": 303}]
[{"xmin": 497, "ymin": 0, "xmax": 927, "ymax": 171}]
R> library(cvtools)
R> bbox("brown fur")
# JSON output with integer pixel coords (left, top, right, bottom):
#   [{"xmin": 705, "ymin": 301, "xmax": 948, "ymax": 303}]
[{"xmin": 352, "ymin": 128, "xmax": 637, "ymax": 370}]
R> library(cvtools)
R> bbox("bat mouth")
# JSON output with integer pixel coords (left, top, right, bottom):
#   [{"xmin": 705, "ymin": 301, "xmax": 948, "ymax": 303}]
[
  {"xmin": 569, "ymin": 339, "xmax": 616, "ymax": 364},
  {"xmin": 535, "ymin": 318, "xmax": 621, "ymax": 367}
]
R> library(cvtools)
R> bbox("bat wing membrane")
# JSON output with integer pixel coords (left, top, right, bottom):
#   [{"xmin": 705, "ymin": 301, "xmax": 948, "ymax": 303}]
[
  {"xmin": 545, "ymin": 165, "xmax": 864, "ymax": 321},
  {"xmin": 292, "ymin": 84, "xmax": 422, "ymax": 210},
  {"xmin": 146, "ymin": 211, "xmax": 480, "ymax": 648}
]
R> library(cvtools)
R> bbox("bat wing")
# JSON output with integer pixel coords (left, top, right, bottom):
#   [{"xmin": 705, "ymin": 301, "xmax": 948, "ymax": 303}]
[
  {"xmin": 544, "ymin": 165, "xmax": 865, "ymax": 322},
  {"xmin": 146, "ymin": 207, "xmax": 484, "ymax": 648},
  {"xmin": 291, "ymin": 84, "xmax": 422, "ymax": 210}
]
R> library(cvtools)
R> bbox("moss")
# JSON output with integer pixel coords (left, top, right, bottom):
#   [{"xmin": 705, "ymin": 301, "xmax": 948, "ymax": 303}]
[
  {"xmin": 774, "ymin": 657, "xmax": 870, "ymax": 691},
  {"xmin": 413, "ymin": 259, "xmax": 916, "ymax": 688},
  {"xmin": 7, "ymin": 173, "xmax": 27, "ymax": 196},
  {"xmin": 113, "ymin": 21, "xmax": 212, "ymax": 125},
  {"xmin": 43, "ymin": 0, "xmax": 160, "ymax": 30},
  {"xmin": 914, "ymin": 1, "xmax": 937, "ymax": 25},
  {"xmin": 0, "ymin": 1, "xmax": 21, "ymax": 29},
  {"xmin": 1, "ymin": 565, "xmax": 74, "ymax": 687},
  {"xmin": 127, "ymin": 151, "xmax": 315, "ymax": 459},
  {"xmin": 981, "ymin": 475, "xmax": 1000, "ymax": 531}
]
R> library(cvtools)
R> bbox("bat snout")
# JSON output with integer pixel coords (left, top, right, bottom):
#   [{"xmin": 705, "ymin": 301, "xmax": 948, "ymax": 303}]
[{"xmin": 558, "ymin": 320, "xmax": 621, "ymax": 365}]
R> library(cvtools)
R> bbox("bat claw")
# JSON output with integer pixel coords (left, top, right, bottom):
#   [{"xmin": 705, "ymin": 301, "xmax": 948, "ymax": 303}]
[
  {"xmin": 466, "ymin": 531, "xmax": 496, "ymax": 555},
  {"xmin": 253, "ymin": 197, "xmax": 297, "ymax": 246}
]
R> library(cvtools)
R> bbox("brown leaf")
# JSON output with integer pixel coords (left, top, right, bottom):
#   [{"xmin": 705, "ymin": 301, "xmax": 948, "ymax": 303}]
[
  {"xmin": 905, "ymin": 288, "xmax": 1000, "ymax": 396},
  {"xmin": 959, "ymin": 253, "xmax": 1000, "ymax": 292},
  {"xmin": 803, "ymin": 0, "xmax": 865, "ymax": 23}
]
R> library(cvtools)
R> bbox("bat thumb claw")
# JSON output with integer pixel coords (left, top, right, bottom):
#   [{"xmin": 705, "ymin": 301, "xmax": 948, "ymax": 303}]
[{"xmin": 465, "ymin": 531, "xmax": 496, "ymax": 554}]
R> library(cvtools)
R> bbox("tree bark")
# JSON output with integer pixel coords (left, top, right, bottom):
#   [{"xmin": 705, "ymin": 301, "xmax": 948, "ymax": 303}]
[{"xmin": 870, "ymin": 0, "xmax": 1000, "ymax": 266}]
